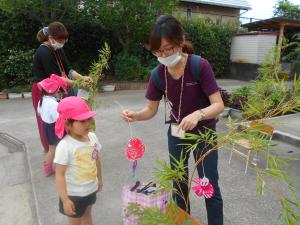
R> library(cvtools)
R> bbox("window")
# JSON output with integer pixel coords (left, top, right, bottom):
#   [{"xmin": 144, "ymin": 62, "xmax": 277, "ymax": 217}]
[{"xmin": 187, "ymin": 8, "xmax": 192, "ymax": 18}]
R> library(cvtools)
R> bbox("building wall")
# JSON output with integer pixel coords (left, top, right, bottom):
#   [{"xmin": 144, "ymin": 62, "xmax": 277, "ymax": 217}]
[
  {"xmin": 178, "ymin": 2, "xmax": 240, "ymax": 16},
  {"xmin": 256, "ymin": 35, "xmax": 277, "ymax": 63},
  {"xmin": 178, "ymin": 2, "xmax": 240, "ymax": 23},
  {"xmin": 230, "ymin": 33, "xmax": 277, "ymax": 64}
]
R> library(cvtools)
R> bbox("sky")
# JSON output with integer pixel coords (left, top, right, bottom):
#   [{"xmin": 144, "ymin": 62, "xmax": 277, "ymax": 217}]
[{"xmin": 242, "ymin": 0, "xmax": 300, "ymax": 20}]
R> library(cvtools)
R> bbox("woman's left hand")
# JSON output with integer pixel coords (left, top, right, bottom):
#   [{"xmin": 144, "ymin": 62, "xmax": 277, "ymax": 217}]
[{"xmin": 178, "ymin": 111, "xmax": 201, "ymax": 131}]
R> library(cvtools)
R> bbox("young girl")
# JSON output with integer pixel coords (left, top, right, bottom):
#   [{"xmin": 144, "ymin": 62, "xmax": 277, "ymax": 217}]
[
  {"xmin": 54, "ymin": 96, "xmax": 103, "ymax": 225},
  {"xmin": 37, "ymin": 74, "xmax": 67, "ymax": 176}
]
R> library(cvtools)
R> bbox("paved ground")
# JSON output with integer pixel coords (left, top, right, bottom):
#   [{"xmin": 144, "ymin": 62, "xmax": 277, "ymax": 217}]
[
  {"xmin": 0, "ymin": 79, "xmax": 299, "ymax": 225},
  {"xmin": 216, "ymin": 79, "xmax": 251, "ymax": 92},
  {"xmin": 0, "ymin": 140, "xmax": 35, "ymax": 225}
]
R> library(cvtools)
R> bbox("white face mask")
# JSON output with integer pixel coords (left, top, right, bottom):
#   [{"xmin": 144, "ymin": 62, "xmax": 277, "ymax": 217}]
[
  {"xmin": 157, "ymin": 52, "xmax": 182, "ymax": 67},
  {"xmin": 50, "ymin": 39, "xmax": 64, "ymax": 50}
]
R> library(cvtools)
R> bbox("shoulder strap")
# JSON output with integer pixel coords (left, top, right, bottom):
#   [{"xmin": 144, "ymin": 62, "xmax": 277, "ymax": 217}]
[
  {"xmin": 40, "ymin": 43, "xmax": 67, "ymax": 78},
  {"xmin": 150, "ymin": 65, "xmax": 162, "ymax": 90},
  {"xmin": 190, "ymin": 54, "xmax": 202, "ymax": 81},
  {"xmin": 53, "ymin": 51, "xmax": 67, "ymax": 78}
]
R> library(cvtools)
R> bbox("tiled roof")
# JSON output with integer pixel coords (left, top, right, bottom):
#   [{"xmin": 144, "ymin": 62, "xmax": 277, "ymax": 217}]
[{"xmin": 181, "ymin": 0, "xmax": 252, "ymax": 10}]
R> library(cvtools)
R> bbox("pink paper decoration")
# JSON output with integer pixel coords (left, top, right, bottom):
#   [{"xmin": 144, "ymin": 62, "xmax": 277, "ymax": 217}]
[
  {"xmin": 125, "ymin": 138, "xmax": 145, "ymax": 161},
  {"xmin": 192, "ymin": 178, "xmax": 214, "ymax": 199}
]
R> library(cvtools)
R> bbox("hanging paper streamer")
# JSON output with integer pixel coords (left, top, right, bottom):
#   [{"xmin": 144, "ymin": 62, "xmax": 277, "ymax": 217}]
[
  {"xmin": 192, "ymin": 160, "xmax": 214, "ymax": 198},
  {"xmin": 114, "ymin": 101, "xmax": 133, "ymax": 139},
  {"xmin": 132, "ymin": 160, "xmax": 137, "ymax": 179},
  {"xmin": 115, "ymin": 101, "xmax": 145, "ymax": 180},
  {"xmin": 125, "ymin": 138, "xmax": 145, "ymax": 161},
  {"xmin": 192, "ymin": 177, "xmax": 214, "ymax": 199},
  {"xmin": 125, "ymin": 137, "xmax": 145, "ymax": 178}
]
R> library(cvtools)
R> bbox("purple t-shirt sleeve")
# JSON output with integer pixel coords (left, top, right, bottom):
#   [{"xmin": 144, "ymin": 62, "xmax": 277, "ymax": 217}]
[
  {"xmin": 145, "ymin": 70, "xmax": 164, "ymax": 101},
  {"xmin": 199, "ymin": 59, "xmax": 219, "ymax": 96}
]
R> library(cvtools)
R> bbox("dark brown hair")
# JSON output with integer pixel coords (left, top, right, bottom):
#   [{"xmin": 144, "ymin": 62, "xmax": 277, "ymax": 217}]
[
  {"xmin": 36, "ymin": 21, "xmax": 69, "ymax": 43},
  {"xmin": 148, "ymin": 15, "xmax": 194, "ymax": 54}
]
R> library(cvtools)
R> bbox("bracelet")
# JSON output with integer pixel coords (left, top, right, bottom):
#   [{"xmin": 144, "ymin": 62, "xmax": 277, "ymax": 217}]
[{"xmin": 198, "ymin": 109, "xmax": 206, "ymax": 121}]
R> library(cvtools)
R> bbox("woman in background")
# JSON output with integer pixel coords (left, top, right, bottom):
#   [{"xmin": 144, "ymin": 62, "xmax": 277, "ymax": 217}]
[{"xmin": 32, "ymin": 21, "xmax": 91, "ymax": 152}]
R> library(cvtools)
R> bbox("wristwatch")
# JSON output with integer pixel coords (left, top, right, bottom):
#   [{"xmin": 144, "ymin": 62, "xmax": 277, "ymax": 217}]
[{"xmin": 198, "ymin": 109, "xmax": 206, "ymax": 121}]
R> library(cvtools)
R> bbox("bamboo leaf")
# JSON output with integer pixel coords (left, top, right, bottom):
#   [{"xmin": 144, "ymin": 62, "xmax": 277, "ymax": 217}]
[
  {"xmin": 183, "ymin": 219, "xmax": 193, "ymax": 225},
  {"xmin": 256, "ymin": 175, "xmax": 265, "ymax": 195}
]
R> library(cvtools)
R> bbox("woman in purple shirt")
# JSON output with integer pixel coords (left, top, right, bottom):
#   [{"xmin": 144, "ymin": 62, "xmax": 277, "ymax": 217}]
[{"xmin": 122, "ymin": 15, "xmax": 224, "ymax": 225}]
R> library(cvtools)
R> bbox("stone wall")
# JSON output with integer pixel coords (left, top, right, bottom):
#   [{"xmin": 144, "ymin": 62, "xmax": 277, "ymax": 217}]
[
  {"xmin": 229, "ymin": 62, "xmax": 259, "ymax": 81},
  {"xmin": 101, "ymin": 81, "xmax": 147, "ymax": 91}
]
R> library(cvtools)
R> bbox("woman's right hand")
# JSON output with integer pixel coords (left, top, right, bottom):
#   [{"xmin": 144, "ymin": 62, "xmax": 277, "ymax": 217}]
[
  {"xmin": 73, "ymin": 76, "xmax": 92, "ymax": 88},
  {"xmin": 62, "ymin": 198, "xmax": 76, "ymax": 216},
  {"xmin": 121, "ymin": 110, "xmax": 138, "ymax": 122}
]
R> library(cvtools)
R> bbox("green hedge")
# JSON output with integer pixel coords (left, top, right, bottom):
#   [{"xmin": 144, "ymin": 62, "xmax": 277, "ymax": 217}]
[
  {"xmin": 0, "ymin": 10, "xmax": 40, "ymax": 90},
  {"xmin": 182, "ymin": 18, "xmax": 238, "ymax": 77},
  {"xmin": 62, "ymin": 15, "xmax": 119, "ymax": 75},
  {"xmin": 0, "ymin": 9, "xmax": 238, "ymax": 87},
  {"xmin": 1, "ymin": 49, "xmax": 34, "ymax": 89},
  {"xmin": 291, "ymin": 60, "xmax": 300, "ymax": 79},
  {"xmin": 111, "ymin": 18, "xmax": 238, "ymax": 80},
  {"xmin": 112, "ymin": 52, "xmax": 152, "ymax": 81}
]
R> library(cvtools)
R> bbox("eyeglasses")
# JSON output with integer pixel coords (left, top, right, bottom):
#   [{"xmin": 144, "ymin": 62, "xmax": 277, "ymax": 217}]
[{"xmin": 151, "ymin": 46, "xmax": 175, "ymax": 56}]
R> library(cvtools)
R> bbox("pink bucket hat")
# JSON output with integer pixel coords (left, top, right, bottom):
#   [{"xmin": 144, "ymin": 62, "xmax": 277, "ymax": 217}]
[
  {"xmin": 38, "ymin": 74, "xmax": 67, "ymax": 94},
  {"xmin": 50, "ymin": 74, "xmax": 67, "ymax": 92},
  {"xmin": 55, "ymin": 96, "xmax": 96, "ymax": 138}
]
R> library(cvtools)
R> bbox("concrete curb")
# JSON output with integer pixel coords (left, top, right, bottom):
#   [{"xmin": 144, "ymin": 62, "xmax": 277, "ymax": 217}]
[
  {"xmin": 0, "ymin": 132, "xmax": 39, "ymax": 225},
  {"xmin": 23, "ymin": 139, "xmax": 41, "ymax": 225},
  {"xmin": 0, "ymin": 132, "xmax": 26, "ymax": 153},
  {"xmin": 222, "ymin": 108, "xmax": 300, "ymax": 146},
  {"xmin": 273, "ymin": 130, "xmax": 300, "ymax": 147}
]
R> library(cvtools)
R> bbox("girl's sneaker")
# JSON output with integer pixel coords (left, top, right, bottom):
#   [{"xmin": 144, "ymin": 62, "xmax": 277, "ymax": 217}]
[{"xmin": 43, "ymin": 161, "xmax": 55, "ymax": 177}]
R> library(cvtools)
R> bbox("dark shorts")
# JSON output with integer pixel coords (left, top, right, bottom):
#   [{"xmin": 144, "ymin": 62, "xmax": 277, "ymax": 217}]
[
  {"xmin": 44, "ymin": 122, "xmax": 60, "ymax": 145},
  {"xmin": 59, "ymin": 191, "xmax": 97, "ymax": 218}
]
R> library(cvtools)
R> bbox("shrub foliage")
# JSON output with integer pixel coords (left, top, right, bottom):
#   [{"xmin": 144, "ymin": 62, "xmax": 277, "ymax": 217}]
[{"xmin": 0, "ymin": 1, "xmax": 237, "ymax": 89}]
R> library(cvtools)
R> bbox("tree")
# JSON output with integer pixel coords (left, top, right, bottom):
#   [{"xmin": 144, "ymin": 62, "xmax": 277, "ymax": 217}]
[
  {"xmin": 285, "ymin": 33, "xmax": 300, "ymax": 61},
  {"xmin": 273, "ymin": 0, "xmax": 300, "ymax": 20},
  {"xmin": 0, "ymin": 0, "xmax": 80, "ymax": 25},
  {"xmin": 285, "ymin": 33, "xmax": 300, "ymax": 79},
  {"xmin": 80, "ymin": 0, "xmax": 178, "ymax": 55}
]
